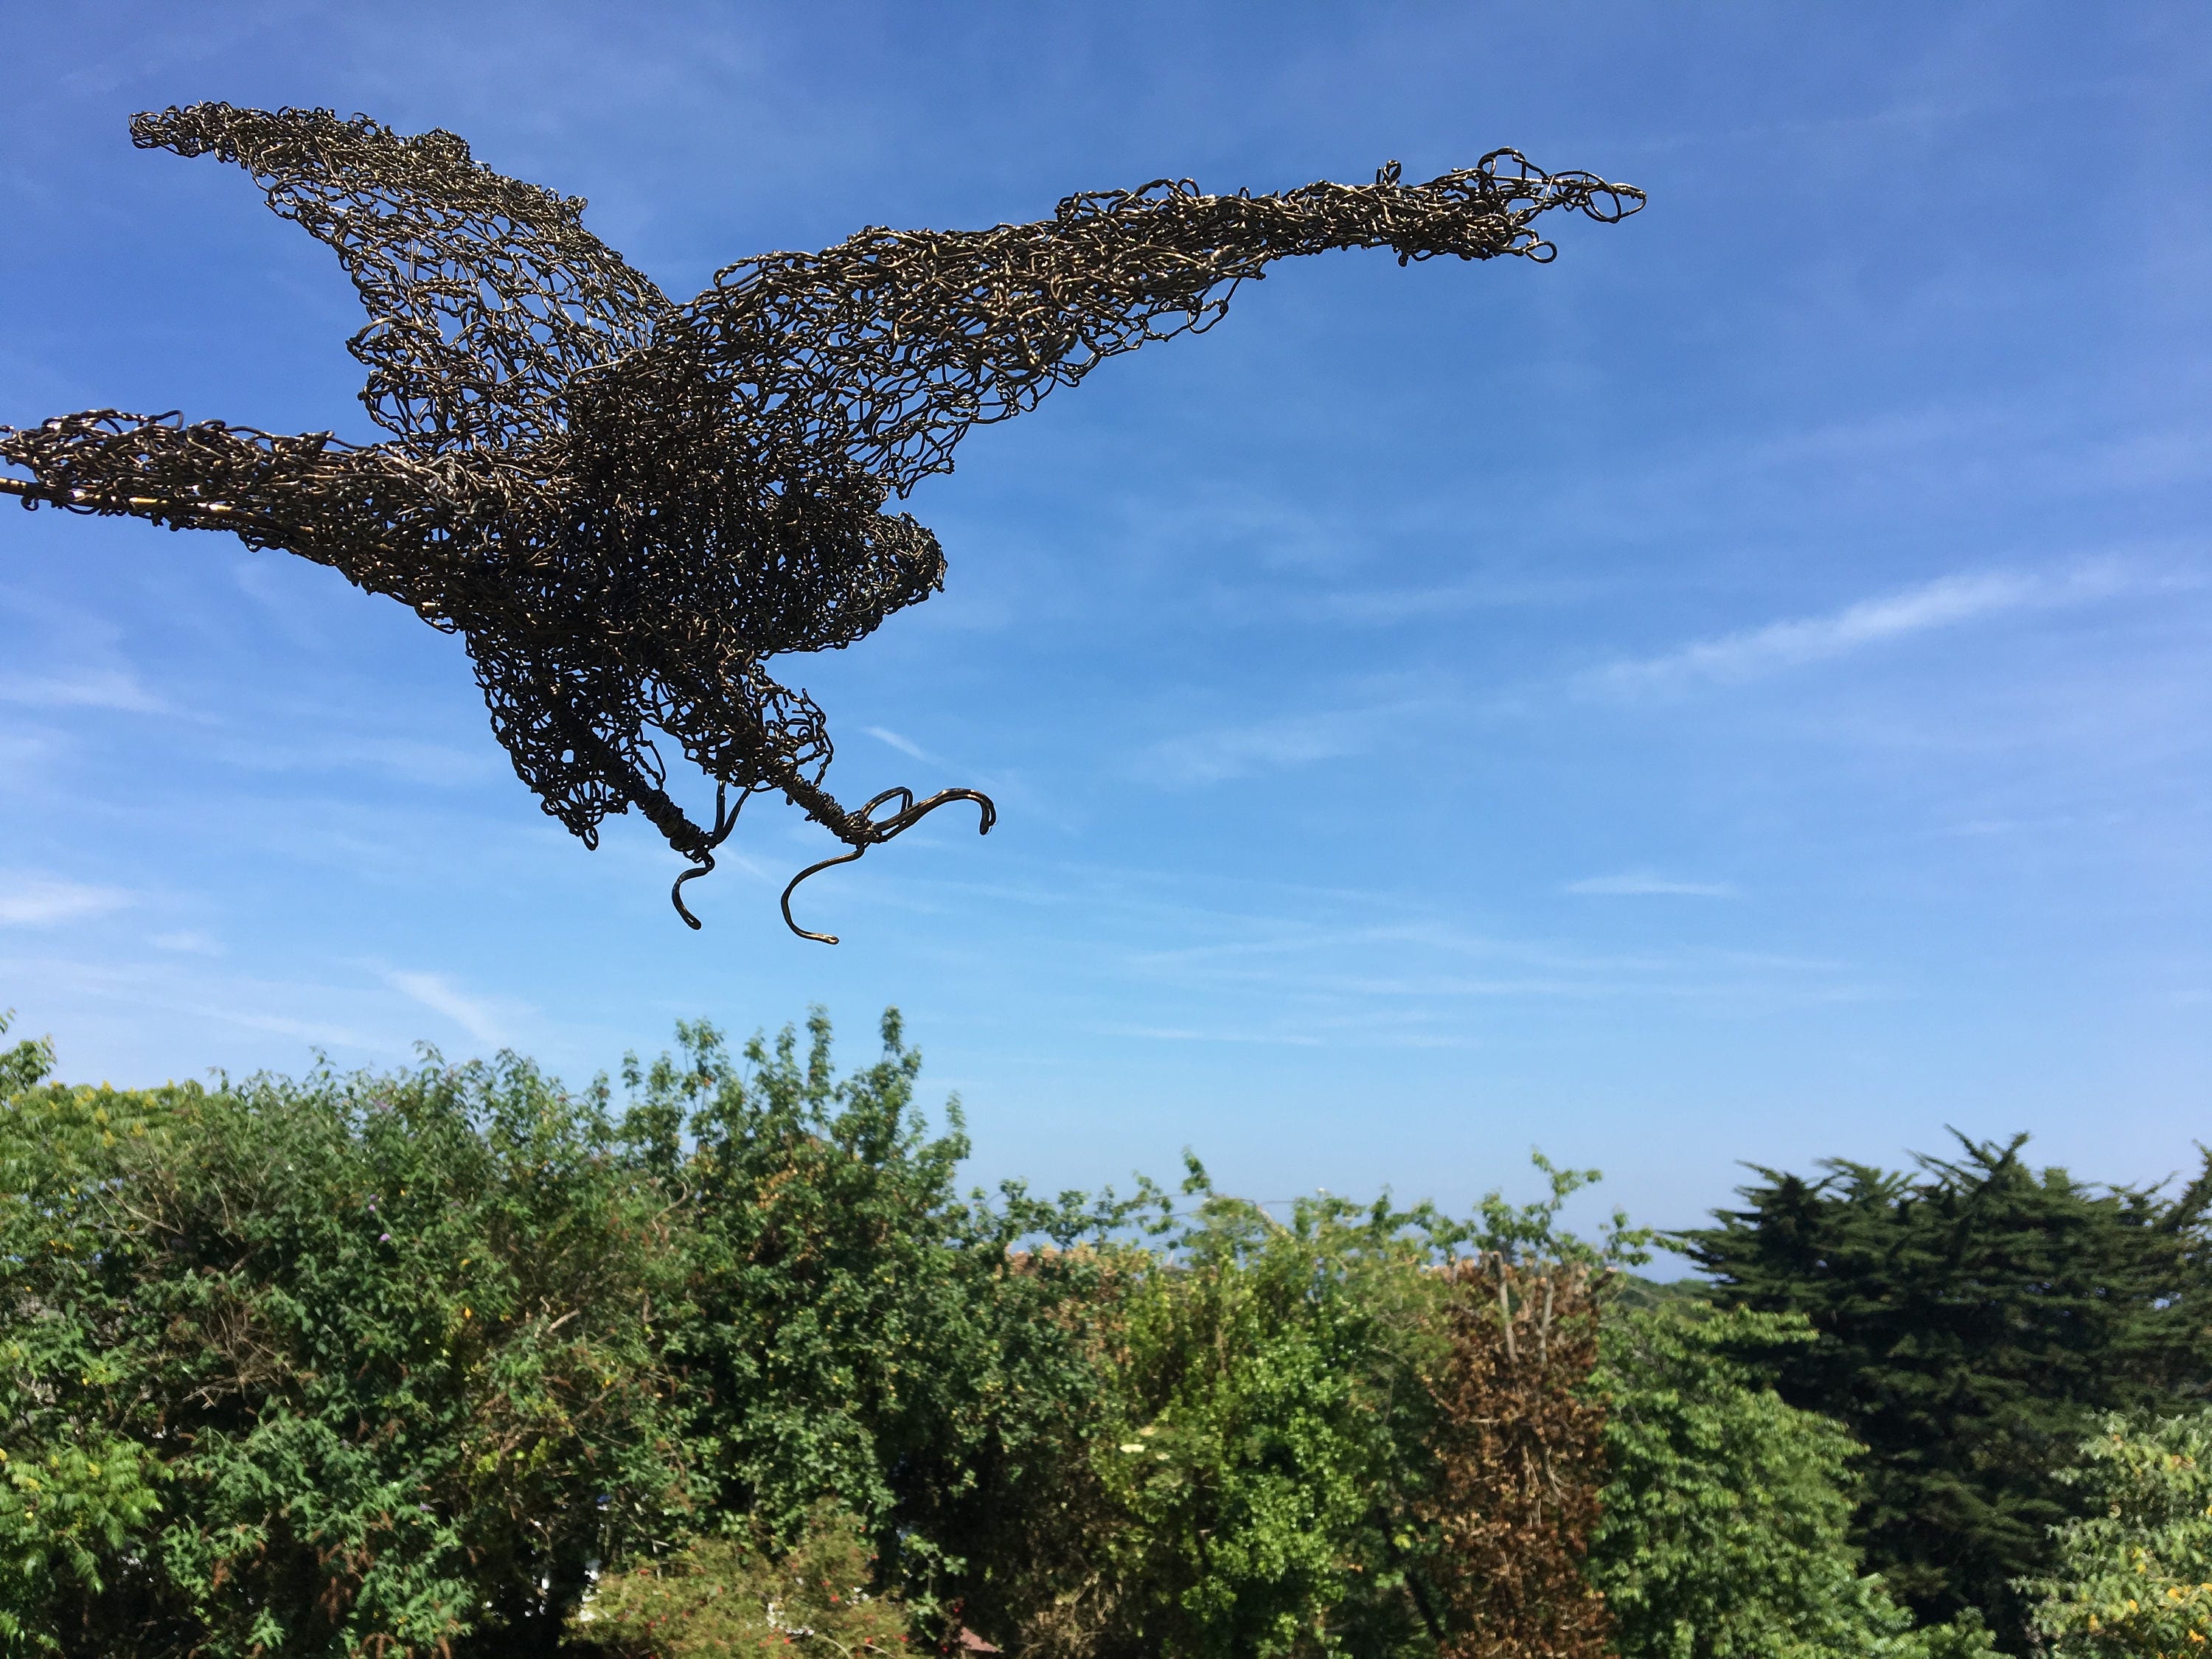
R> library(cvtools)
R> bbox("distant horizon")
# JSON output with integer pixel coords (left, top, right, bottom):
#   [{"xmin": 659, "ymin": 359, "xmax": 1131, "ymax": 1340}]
[
  {"xmin": 2, "ymin": 1, "xmax": 2205, "ymax": 1252},
  {"xmin": 9, "ymin": 995, "xmax": 2194, "ymax": 1286}
]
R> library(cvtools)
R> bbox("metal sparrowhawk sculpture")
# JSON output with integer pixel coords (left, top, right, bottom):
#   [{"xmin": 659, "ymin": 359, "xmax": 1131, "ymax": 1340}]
[{"xmin": 0, "ymin": 104, "xmax": 1641, "ymax": 939}]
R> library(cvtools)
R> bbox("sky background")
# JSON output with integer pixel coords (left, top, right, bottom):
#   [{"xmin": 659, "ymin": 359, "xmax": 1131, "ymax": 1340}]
[{"xmin": 2, "ymin": 2, "xmax": 2206, "ymax": 1256}]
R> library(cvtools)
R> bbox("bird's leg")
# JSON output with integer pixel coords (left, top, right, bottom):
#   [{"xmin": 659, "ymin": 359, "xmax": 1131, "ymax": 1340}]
[
  {"xmin": 546, "ymin": 700, "xmax": 717, "ymax": 858},
  {"xmin": 667, "ymin": 781, "xmax": 748, "ymax": 929},
  {"xmin": 552, "ymin": 655, "xmax": 993, "ymax": 936},
  {"xmin": 662, "ymin": 686, "xmax": 996, "ymax": 941}
]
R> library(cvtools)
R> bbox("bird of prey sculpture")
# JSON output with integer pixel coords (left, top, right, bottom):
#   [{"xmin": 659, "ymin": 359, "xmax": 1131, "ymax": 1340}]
[{"xmin": 0, "ymin": 104, "xmax": 1642, "ymax": 940}]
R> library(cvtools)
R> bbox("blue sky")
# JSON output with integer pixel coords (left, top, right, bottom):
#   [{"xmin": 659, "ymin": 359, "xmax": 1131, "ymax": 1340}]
[{"xmin": 2, "ymin": 2, "xmax": 2206, "ymax": 1250}]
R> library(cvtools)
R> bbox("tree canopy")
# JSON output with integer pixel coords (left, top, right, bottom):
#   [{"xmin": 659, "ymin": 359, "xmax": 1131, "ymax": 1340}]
[
  {"xmin": 1680, "ymin": 1138, "xmax": 2212, "ymax": 1651},
  {"xmin": 3, "ymin": 1006, "xmax": 2194, "ymax": 1658}
]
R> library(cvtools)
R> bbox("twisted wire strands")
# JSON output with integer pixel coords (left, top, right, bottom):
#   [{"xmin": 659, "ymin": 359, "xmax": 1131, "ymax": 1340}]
[{"xmin": 0, "ymin": 104, "xmax": 1642, "ymax": 940}]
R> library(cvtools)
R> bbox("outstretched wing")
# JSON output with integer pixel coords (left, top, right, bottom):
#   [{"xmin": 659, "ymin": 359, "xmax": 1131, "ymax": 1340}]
[
  {"xmin": 672, "ymin": 151, "xmax": 1642, "ymax": 496},
  {"xmin": 133, "ymin": 102, "xmax": 673, "ymax": 452}
]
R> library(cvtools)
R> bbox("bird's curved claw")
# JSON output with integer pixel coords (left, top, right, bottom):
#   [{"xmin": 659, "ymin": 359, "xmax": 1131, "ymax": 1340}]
[
  {"xmin": 668, "ymin": 782, "xmax": 742, "ymax": 930},
  {"xmin": 778, "ymin": 786, "xmax": 996, "ymax": 945},
  {"xmin": 671, "ymin": 858, "xmax": 714, "ymax": 930},
  {"xmin": 863, "ymin": 785, "xmax": 998, "ymax": 841},
  {"xmin": 779, "ymin": 844, "xmax": 868, "ymax": 945}
]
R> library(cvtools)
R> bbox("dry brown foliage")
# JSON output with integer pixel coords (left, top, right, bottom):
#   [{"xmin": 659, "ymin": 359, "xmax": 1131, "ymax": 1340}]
[{"xmin": 1417, "ymin": 1259, "xmax": 1612, "ymax": 1659}]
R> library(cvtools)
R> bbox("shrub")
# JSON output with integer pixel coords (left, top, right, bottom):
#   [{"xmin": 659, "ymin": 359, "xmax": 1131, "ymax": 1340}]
[
  {"xmin": 1071, "ymin": 1171, "xmax": 1429, "ymax": 1659},
  {"xmin": 630, "ymin": 1011, "xmax": 1136, "ymax": 1644},
  {"xmin": 577, "ymin": 1503, "xmax": 911, "ymax": 1658},
  {"xmin": 1590, "ymin": 1299, "xmax": 1997, "ymax": 1659},
  {"xmin": 2021, "ymin": 1408, "xmax": 2212, "ymax": 1656},
  {"xmin": 0, "ymin": 1040, "xmax": 695, "ymax": 1657}
]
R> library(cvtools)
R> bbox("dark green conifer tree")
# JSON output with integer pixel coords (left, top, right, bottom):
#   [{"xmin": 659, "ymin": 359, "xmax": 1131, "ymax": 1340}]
[{"xmin": 1680, "ymin": 1135, "xmax": 2212, "ymax": 1653}]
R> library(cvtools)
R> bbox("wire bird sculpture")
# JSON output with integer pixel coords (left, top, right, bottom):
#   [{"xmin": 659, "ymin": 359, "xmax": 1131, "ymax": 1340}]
[{"xmin": 0, "ymin": 104, "xmax": 1643, "ymax": 940}]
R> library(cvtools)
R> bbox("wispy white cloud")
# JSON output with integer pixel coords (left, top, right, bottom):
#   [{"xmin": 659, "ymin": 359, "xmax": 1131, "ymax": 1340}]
[
  {"xmin": 0, "ymin": 730, "xmax": 58, "ymax": 784},
  {"xmin": 1585, "ymin": 565, "xmax": 2155, "ymax": 698},
  {"xmin": 1141, "ymin": 706, "xmax": 1401, "ymax": 786},
  {"xmin": 1095, "ymin": 1022, "xmax": 1325, "ymax": 1046},
  {"xmin": 338, "ymin": 739, "xmax": 496, "ymax": 787},
  {"xmin": 865, "ymin": 724, "xmax": 931, "ymax": 761},
  {"xmin": 1117, "ymin": 487, "xmax": 1362, "ymax": 577},
  {"xmin": 0, "ymin": 872, "xmax": 131, "ymax": 927},
  {"xmin": 1298, "ymin": 574, "xmax": 1601, "ymax": 627},
  {"xmin": 383, "ymin": 970, "xmax": 524, "ymax": 1048},
  {"xmin": 1106, "ymin": 902, "xmax": 1871, "ymax": 1012},
  {"xmin": 213, "ymin": 1007, "xmax": 376, "ymax": 1048},
  {"xmin": 150, "ymin": 930, "xmax": 223, "ymax": 955},
  {"xmin": 209, "ymin": 734, "xmax": 495, "ymax": 787},
  {"xmin": 0, "ymin": 667, "xmax": 167, "ymax": 713},
  {"xmin": 1565, "ymin": 872, "xmax": 1738, "ymax": 898},
  {"xmin": 0, "ymin": 950, "xmax": 385, "ymax": 1054}
]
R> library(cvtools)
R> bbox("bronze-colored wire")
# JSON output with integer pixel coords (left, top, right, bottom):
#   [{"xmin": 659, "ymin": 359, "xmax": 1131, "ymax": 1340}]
[{"xmin": 0, "ymin": 104, "xmax": 1641, "ymax": 939}]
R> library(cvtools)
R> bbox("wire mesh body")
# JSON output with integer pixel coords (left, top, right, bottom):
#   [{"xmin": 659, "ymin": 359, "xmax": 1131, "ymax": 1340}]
[{"xmin": 0, "ymin": 103, "xmax": 1642, "ymax": 937}]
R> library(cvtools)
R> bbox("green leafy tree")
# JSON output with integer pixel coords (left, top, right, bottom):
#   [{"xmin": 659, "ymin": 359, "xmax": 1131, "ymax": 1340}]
[
  {"xmin": 633, "ymin": 1010, "xmax": 1136, "ymax": 1642},
  {"xmin": 1680, "ymin": 1135, "xmax": 2212, "ymax": 1649},
  {"xmin": 1074, "ymin": 1169, "xmax": 1432, "ymax": 1659},
  {"xmin": 608, "ymin": 1016, "xmax": 1455, "ymax": 1659},
  {"xmin": 0, "ymin": 1012, "xmax": 54, "ymax": 1097},
  {"xmin": 0, "ymin": 1048, "xmax": 695, "ymax": 1658},
  {"xmin": 1591, "ymin": 1301, "xmax": 1995, "ymax": 1659},
  {"xmin": 0, "ymin": 1027, "xmax": 164, "ymax": 1656},
  {"xmin": 2021, "ymin": 1409, "xmax": 2212, "ymax": 1656}
]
